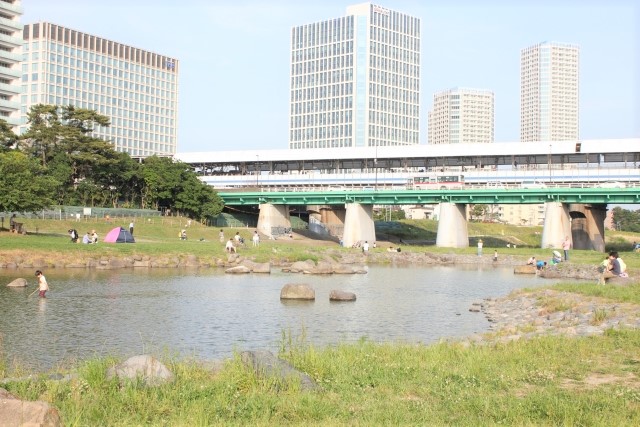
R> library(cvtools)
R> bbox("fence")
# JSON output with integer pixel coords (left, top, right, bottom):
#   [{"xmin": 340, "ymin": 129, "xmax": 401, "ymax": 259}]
[{"xmin": 1, "ymin": 206, "xmax": 162, "ymax": 221}]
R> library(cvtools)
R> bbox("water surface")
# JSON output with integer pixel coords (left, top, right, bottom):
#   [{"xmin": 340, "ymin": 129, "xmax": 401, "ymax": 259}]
[{"xmin": 0, "ymin": 265, "xmax": 555, "ymax": 370}]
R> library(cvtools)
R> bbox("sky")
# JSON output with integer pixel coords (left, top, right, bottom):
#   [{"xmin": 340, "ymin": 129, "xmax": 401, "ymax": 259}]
[{"xmin": 22, "ymin": 0, "xmax": 640, "ymax": 153}]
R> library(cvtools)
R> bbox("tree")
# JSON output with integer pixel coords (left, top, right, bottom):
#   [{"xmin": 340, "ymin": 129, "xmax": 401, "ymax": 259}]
[
  {"xmin": 0, "ymin": 119, "xmax": 18, "ymax": 152},
  {"xmin": 141, "ymin": 156, "xmax": 223, "ymax": 219},
  {"xmin": 0, "ymin": 151, "xmax": 57, "ymax": 212},
  {"xmin": 611, "ymin": 207, "xmax": 640, "ymax": 233},
  {"xmin": 469, "ymin": 204, "xmax": 487, "ymax": 221},
  {"xmin": 18, "ymin": 104, "xmax": 63, "ymax": 167}
]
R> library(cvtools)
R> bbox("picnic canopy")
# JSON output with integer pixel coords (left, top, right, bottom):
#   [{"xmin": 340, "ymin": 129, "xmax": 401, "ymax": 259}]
[{"xmin": 104, "ymin": 227, "xmax": 135, "ymax": 243}]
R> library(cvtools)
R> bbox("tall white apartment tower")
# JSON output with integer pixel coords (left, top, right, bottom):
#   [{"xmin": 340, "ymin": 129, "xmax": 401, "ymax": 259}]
[
  {"xmin": 428, "ymin": 88, "xmax": 494, "ymax": 144},
  {"xmin": 21, "ymin": 22, "xmax": 179, "ymax": 157},
  {"xmin": 520, "ymin": 41, "xmax": 579, "ymax": 142},
  {"xmin": 289, "ymin": 3, "xmax": 420, "ymax": 149},
  {"xmin": 0, "ymin": 0, "xmax": 23, "ymax": 129}
]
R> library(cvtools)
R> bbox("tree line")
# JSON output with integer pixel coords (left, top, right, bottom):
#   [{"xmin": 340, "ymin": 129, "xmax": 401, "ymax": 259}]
[{"xmin": 0, "ymin": 104, "xmax": 223, "ymax": 221}]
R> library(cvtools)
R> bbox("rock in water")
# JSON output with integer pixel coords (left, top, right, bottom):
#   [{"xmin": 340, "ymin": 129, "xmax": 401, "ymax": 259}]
[
  {"xmin": 6, "ymin": 278, "xmax": 28, "ymax": 287},
  {"xmin": 280, "ymin": 283, "xmax": 315, "ymax": 300},
  {"xmin": 329, "ymin": 290, "xmax": 356, "ymax": 301}
]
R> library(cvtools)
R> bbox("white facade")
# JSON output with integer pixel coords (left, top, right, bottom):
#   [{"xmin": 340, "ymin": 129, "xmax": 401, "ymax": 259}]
[
  {"xmin": 0, "ymin": 0, "xmax": 22, "ymax": 128},
  {"xmin": 21, "ymin": 22, "xmax": 179, "ymax": 157},
  {"xmin": 428, "ymin": 88, "xmax": 494, "ymax": 144},
  {"xmin": 520, "ymin": 41, "xmax": 579, "ymax": 142},
  {"xmin": 289, "ymin": 3, "xmax": 420, "ymax": 149}
]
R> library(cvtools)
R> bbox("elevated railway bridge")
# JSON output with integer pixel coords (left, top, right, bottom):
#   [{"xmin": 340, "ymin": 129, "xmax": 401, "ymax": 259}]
[{"xmin": 175, "ymin": 139, "xmax": 640, "ymax": 250}]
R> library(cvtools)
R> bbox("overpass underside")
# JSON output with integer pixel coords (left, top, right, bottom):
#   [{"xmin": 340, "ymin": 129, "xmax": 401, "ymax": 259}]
[{"xmin": 255, "ymin": 202, "xmax": 609, "ymax": 251}]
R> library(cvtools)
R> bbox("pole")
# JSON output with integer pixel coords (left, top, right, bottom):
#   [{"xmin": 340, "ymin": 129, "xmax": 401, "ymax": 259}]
[
  {"xmin": 374, "ymin": 143, "xmax": 378, "ymax": 191},
  {"xmin": 28, "ymin": 286, "xmax": 39, "ymax": 298}
]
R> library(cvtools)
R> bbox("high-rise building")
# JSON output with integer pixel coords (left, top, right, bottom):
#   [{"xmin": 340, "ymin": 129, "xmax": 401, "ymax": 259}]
[
  {"xmin": 21, "ymin": 22, "xmax": 179, "ymax": 157},
  {"xmin": 428, "ymin": 88, "xmax": 494, "ymax": 144},
  {"xmin": 0, "ymin": 0, "xmax": 23, "ymax": 129},
  {"xmin": 520, "ymin": 41, "xmax": 579, "ymax": 142},
  {"xmin": 289, "ymin": 3, "xmax": 420, "ymax": 149}
]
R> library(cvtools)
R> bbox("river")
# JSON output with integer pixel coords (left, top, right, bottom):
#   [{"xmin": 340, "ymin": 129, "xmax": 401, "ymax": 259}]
[{"xmin": 0, "ymin": 265, "xmax": 556, "ymax": 370}]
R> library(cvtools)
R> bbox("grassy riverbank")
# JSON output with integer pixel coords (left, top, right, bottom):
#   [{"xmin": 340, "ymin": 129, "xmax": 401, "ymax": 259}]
[
  {"xmin": 2, "ymin": 319, "xmax": 639, "ymax": 425},
  {"xmin": 2, "ymin": 217, "xmax": 640, "ymax": 269}
]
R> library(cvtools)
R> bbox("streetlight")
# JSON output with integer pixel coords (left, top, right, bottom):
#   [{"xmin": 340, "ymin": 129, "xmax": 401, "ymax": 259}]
[{"xmin": 374, "ymin": 143, "xmax": 378, "ymax": 191}]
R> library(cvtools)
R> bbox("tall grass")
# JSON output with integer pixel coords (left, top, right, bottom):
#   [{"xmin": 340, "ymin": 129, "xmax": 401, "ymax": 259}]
[{"xmin": 3, "ymin": 331, "xmax": 640, "ymax": 425}]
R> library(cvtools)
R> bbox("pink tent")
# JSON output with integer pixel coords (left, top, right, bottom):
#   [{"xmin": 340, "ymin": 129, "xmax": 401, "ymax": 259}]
[{"xmin": 104, "ymin": 227, "xmax": 135, "ymax": 243}]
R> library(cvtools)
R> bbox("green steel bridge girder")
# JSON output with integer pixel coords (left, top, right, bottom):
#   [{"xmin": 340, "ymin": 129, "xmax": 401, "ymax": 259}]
[{"xmin": 219, "ymin": 188, "xmax": 640, "ymax": 206}]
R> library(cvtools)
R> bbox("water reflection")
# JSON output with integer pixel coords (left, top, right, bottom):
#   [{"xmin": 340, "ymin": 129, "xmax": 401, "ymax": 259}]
[{"xmin": 0, "ymin": 265, "xmax": 556, "ymax": 370}]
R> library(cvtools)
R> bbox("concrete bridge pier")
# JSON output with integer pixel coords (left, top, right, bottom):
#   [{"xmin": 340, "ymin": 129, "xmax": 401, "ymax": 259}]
[
  {"xmin": 257, "ymin": 203, "xmax": 291, "ymax": 238},
  {"xmin": 342, "ymin": 203, "xmax": 375, "ymax": 248},
  {"xmin": 307, "ymin": 205, "xmax": 345, "ymax": 238},
  {"xmin": 541, "ymin": 202, "xmax": 571, "ymax": 249},
  {"xmin": 436, "ymin": 203, "xmax": 469, "ymax": 248},
  {"xmin": 569, "ymin": 203, "xmax": 606, "ymax": 252}
]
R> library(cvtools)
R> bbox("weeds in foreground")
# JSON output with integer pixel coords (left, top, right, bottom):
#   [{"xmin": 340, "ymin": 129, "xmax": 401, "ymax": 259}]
[
  {"xmin": 2, "ymin": 331, "xmax": 640, "ymax": 425},
  {"xmin": 591, "ymin": 308, "xmax": 610, "ymax": 325},
  {"xmin": 537, "ymin": 295, "xmax": 574, "ymax": 313}
]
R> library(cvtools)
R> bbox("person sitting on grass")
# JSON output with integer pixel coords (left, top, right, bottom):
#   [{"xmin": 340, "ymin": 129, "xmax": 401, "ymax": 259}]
[
  {"xmin": 599, "ymin": 251, "xmax": 622, "ymax": 285},
  {"xmin": 225, "ymin": 238, "xmax": 236, "ymax": 253},
  {"xmin": 82, "ymin": 232, "xmax": 92, "ymax": 244},
  {"xmin": 527, "ymin": 256, "xmax": 536, "ymax": 265}
]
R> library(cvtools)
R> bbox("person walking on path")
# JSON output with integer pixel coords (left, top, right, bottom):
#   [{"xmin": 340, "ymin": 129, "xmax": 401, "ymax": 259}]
[
  {"xmin": 35, "ymin": 270, "xmax": 49, "ymax": 298},
  {"xmin": 477, "ymin": 239, "xmax": 483, "ymax": 256},
  {"xmin": 129, "ymin": 222, "xmax": 134, "ymax": 236},
  {"xmin": 562, "ymin": 236, "xmax": 571, "ymax": 261},
  {"xmin": 219, "ymin": 229, "xmax": 225, "ymax": 243}
]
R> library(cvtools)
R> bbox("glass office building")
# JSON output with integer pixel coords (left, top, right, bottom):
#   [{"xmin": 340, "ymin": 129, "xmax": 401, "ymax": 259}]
[
  {"xmin": 21, "ymin": 22, "xmax": 179, "ymax": 157},
  {"xmin": 0, "ymin": 0, "xmax": 23, "ymax": 129},
  {"xmin": 520, "ymin": 41, "xmax": 579, "ymax": 143},
  {"xmin": 290, "ymin": 3, "xmax": 420, "ymax": 149}
]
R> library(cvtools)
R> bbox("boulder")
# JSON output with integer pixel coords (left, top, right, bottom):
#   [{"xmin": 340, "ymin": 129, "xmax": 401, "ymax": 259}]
[
  {"xmin": 332, "ymin": 265, "xmax": 367, "ymax": 274},
  {"xmin": 6, "ymin": 278, "xmax": 28, "ymax": 287},
  {"xmin": 329, "ymin": 290, "xmax": 356, "ymax": 301},
  {"xmin": 225, "ymin": 265, "xmax": 251, "ymax": 274},
  {"xmin": 240, "ymin": 350, "xmax": 317, "ymax": 391},
  {"xmin": 241, "ymin": 260, "xmax": 271, "ymax": 274},
  {"xmin": 303, "ymin": 261, "xmax": 334, "ymax": 275},
  {"xmin": 280, "ymin": 283, "xmax": 315, "ymax": 300},
  {"xmin": 285, "ymin": 260, "xmax": 316, "ymax": 273},
  {"xmin": 106, "ymin": 355, "xmax": 174, "ymax": 386},
  {"xmin": 0, "ymin": 388, "xmax": 62, "ymax": 427},
  {"xmin": 514, "ymin": 265, "xmax": 537, "ymax": 275}
]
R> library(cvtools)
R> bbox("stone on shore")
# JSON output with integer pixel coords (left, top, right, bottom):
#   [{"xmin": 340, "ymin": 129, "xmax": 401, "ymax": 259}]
[
  {"xmin": 240, "ymin": 350, "xmax": 318, "ymax": 391},
  {"xmin": 283, "ymin": 260, "xmax": 316, "ymax": 273},
  {"xmin": 514, "ymin": 265, "xmax": 536, "ymax": 274},
  {"xmin": 0, "ymin": 388, "xmax": 62, "ymax": 427},
  {"xmin": 280, "ymin": 283, "xmax": 315, "ymax": 300},
  {"xmin": 6, "ymin": 278, "xmax": 27, "ymax": 287},
  {"xmin": 106, "ymin": 355, "xmax": 174, "ymax": 386},
  {"xmin": 329, "ymin": 290, "xmax": 356, "ymax": 301},
  {"xmin": 241, "ymin": 260, "xmax": 271, "ymax": 273},
  {"xmin": 225, "ymin": 265, "xmax": 251, "ymax": 274}
]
